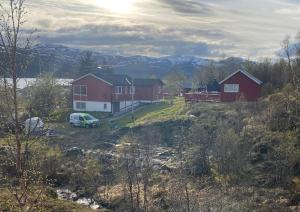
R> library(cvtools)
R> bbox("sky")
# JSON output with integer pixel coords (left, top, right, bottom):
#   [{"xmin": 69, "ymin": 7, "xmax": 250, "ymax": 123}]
[{"xmin": 24, "ymin": 0, "xmax": 300, "ymax": 59}]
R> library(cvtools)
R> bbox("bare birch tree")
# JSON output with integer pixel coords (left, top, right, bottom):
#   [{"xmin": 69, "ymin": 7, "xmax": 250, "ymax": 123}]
[
  {"xmin": 0, "ymin": 0, "xmax": 32, "ymax": 177},
  {"xmin": 0, "ymin": 1, "xmax": 47, "ymax": 211},
  {"xmin": 281, "ymin": 36, "xmax": 300, "ymax": 92}
]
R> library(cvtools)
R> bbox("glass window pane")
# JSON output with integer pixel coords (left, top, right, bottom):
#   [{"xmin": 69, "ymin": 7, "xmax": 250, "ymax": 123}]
[
  {"xmin": 224, "ymin": 84, "xmax": 239, "ymax": 93},
  {"xmin": 74, "ymin": 86, "xmax": 81, "ymax": 95},
  {"xmin": 81, "ymin": 86, "xmax": 87, "ymax": 95}
]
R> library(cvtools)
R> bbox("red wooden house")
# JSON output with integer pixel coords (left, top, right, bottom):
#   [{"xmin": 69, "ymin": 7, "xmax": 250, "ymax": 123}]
[
  {"xmin": 134, "ymin": 79, "xmax": 164, "ymax": 102},
  {"xmin": 72, "ymin": 73, "xmax": 163, "ymax": 113},
  {"xmin": 184, "ymin": 70, "xmax": 262, "ymax": 103},
  {"xmin": 219, "ymin": 69, "xmax": 262, "ymax": 102}
]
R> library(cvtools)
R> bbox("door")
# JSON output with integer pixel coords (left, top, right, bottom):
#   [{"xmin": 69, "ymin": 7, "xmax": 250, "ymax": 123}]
[
  {"xmin": 112, "ymin": 102, "xmax": 120, "ymax": 113},
  {"xmin": 79, "ymin": 116, "xmax": 85, "ymax": 127}
]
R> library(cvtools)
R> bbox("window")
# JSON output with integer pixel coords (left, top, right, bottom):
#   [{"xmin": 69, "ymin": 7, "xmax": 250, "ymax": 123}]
[
  {"xmin": 76, "ymin": 102, "xmax": 86, "ymax": 110},
  {"xmin": 158, "ymin": 86, "xmax": 162, "ymax": 94},
  {"xmin": 224, "ymin": 84, "xmax": 239, "ymax": 93},
  {"xmin": 124, "ymin": 86, "xmax": 128, "ymax": 94},
  {"xmin": 129, "ymin": 86, "xmax": 135, "ymax": 94},
  {"xmin": 115, "ymin": 86, "xmax": 123, "ymax": 94},
  {"xmin": 74, "ymin": 85, "xmax": 87, "ymax": 96},
  {"xmin": 104, "ymin": 103, "xmax": 107, "ymax": 110}
]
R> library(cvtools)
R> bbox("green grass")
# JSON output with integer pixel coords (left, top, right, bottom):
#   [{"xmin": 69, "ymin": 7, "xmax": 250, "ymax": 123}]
[{"xmin": 113, "ymin": 98, "xmax": 188, "ymax": 128}]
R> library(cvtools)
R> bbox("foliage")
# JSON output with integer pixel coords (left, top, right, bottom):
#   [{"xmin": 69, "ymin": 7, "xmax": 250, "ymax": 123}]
[
  {"xmin": 268, "ymin": 84, "xmax": 300, "ymax": 132},
  {"xmin": 212, "ymin": 129, "xmax": 246, "ymax": 184},
  {"xmin": 77, "ymin": 51, "xmax": 97, "ymax": 77},
  {"xmin": 192, "ymin": 62, "xmax": 221, "ymax": 85},
  {"xmin": 164, "ymin": 70, "xmax": 186, "ymax": 96},
  {"xmin": 185, "ymin": 120, "xmax": 218, "ymax": 176},
  {"xmin": 48, "ymin": 108, "xmax": 73, "ymax": 123},
  {"xmin": 25, "ymin": 73, "xmax": 70, "ymax": 118}
]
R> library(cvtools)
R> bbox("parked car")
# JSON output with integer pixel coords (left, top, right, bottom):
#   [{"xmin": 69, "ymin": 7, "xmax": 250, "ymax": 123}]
[
  {"xmin": 24, "ymin": 117, "xmax": 44, "ymax": 134},
  {"xmin": 69, "ymin": 113, "xmax": 100, "ymax": 128}
]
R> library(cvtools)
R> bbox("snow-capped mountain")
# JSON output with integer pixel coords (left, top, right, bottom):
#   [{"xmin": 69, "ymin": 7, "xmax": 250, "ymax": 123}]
[{"xmin": 25, "ymin": 44, "xmax": 249, "ymax": 78}]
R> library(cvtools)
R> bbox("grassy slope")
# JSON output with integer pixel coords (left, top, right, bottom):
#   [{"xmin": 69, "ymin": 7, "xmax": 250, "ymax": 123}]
[
  {"xmin": 113, "ymin": 98, "xmax": 188, "ymax": 127},
  {"xmin": 42, "ymin": 98, "xmax": 188, "ymax": 149}
]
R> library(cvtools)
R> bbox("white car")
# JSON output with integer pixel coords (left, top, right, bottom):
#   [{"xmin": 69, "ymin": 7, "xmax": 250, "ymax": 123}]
[
  {"xmin": 24, "ymin": 117, "xmax": 44, "ymax": 134},
  {"xmin": 69, "ymin": 113, "xmax": 100, "ymax": 128}
]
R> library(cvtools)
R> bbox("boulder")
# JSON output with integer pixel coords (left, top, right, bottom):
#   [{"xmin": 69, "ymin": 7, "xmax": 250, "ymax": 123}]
[{"xmin": 64, "ymin": 147, "xmax": 84, "ymax": 157}]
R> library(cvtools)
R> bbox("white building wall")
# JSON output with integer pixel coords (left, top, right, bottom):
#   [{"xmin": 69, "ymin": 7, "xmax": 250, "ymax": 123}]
[
  {"xmin": 73, "ymin": 101, "xmax": 112, "ymax": 112},
  {"xmin": 73, "ymin": 100, "xmax": 149, "ymax": 113}
]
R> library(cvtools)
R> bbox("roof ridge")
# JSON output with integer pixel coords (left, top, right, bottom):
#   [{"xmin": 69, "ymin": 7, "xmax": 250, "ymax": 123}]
[{"xmin": 219, "ymin": 69, "xmax": 262, "ymax": 85}]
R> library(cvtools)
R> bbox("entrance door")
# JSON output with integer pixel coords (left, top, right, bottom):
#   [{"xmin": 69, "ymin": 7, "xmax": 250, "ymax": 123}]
[{"xmin": 112, "ymin": 102, "xmax": 120, "ymax": 113}]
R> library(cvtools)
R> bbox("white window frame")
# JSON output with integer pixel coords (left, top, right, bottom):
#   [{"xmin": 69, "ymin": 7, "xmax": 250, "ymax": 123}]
[
  {"xmin": 129, "ymin": 86, "xmax": 135, "ymax": 94},
  {"xmin": 115, "ymin": 86, "xmax": 123, "ymax": 94},
  {"xmin": 76, "ymin": 102, "xmax": 86, "ymax": 110},
  {"xmin": 74, "ymin": 85, "xmax": 87, "ymax": 96},
  {"xmin": 158, "ymin": 86, "xmax": 162, "ymax": 94},
  {"xmin": 224, "ymin": 84, "xmax": 239, "ymax": 93}
]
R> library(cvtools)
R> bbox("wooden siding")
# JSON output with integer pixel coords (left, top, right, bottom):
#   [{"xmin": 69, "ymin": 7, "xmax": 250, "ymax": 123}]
[
  {"xmin": 135, "ymin": 84, "xmax": 163, "ymax": 101},
  {"xmin": 73, "ymin": 75, "xmax": 163, "ymax": 104},
  {"xmin": 220, "ymin": 72, "xmax": 261, "ymax": 102},
  {"xmin": 73, "ymin": 75, "xmax": 113, "ymax": 102},
  {"xmin": 184, "ymin": 92, "xmax": 221, "ymax": 102}
]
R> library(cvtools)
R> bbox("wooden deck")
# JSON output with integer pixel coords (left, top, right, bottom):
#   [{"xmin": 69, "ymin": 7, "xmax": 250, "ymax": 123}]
[{"xmin": 184, "ymin": 92, "xmax": 221, "ymax": 102}]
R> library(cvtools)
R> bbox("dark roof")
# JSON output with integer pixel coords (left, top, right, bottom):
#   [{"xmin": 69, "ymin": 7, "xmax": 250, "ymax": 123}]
[
  {"xmin": 73, "ymin": 73, "xmax": 164, "ymax": 86},
  {"xmin": 94, "ymin": 73, "xmax": 132, "ymax": 86},
  {"xmin": 73, "ymin": 73, "xmax": 132, "ymax": 86},
  {"xmin": 134, "ymin": 78, "xmax": 164, "ymax": 86}
]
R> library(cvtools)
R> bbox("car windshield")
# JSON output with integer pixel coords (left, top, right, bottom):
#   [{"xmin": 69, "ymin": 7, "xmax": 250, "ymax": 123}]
[{"xmin": 84, "ymin": 114, "xmax": 96, "ymax": 121}]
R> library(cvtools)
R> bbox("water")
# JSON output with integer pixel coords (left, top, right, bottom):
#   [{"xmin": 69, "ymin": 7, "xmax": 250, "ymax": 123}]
[
  {"xmin": 56, "ymin": 189, "xmax": 101, "ymax": 209},
  {"xmin": 1, "ymin": 78, "xmax": 73, "ymax": 89}
]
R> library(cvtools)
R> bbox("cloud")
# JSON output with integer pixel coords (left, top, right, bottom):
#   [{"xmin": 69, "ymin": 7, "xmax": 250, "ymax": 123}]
[
  {"xmin": 36, "ymin": 23, "xmax": 229, "ymax": 57},
  {"xmin": 157, "ymin": 0, "xmax": 213, "ymax": 15},
  {"xmin": 275, "ymin": 7, "xmax": 300, "ymax": 14},
  {"xmin": 17, "ymin": 0, "xmax": 300, "ymax": 59}
]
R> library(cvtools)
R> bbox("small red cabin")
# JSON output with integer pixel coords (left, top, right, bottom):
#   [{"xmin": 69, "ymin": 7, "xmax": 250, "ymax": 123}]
[{"xmin": 219, "ymin": 70, "xmax": 262, "ymax": 102}]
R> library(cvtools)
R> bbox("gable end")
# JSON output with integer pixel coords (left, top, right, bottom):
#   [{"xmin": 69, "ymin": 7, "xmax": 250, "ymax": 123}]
[
  {"xmin": 219, "ymin": 70, "xmax": 262, "ymax": 85},
  {"xmin": 72, "ymin": 73, "xmax": 113, "ymax": 86}
]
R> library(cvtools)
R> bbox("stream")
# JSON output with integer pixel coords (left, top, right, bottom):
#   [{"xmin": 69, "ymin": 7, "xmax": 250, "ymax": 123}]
[{"xmin": 56, "ymin": 189, "xmax": 101, "ymax": 210}]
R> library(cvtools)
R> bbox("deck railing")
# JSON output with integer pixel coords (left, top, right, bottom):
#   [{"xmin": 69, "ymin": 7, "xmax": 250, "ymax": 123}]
[{"xmin": 184, "ymin": 92, "xmax": 221, "ymax": 102}]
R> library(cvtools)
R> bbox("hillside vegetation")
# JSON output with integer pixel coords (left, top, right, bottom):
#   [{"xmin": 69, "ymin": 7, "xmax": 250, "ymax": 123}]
[{"xmin": 2, "ymin": 92, "xmax": 299, "ymax": 211}]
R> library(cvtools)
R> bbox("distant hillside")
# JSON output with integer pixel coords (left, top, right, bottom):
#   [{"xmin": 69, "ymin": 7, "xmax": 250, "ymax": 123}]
[{"xmin": 24, "ymin": 44, "xmax": 251, "ymax": 79}]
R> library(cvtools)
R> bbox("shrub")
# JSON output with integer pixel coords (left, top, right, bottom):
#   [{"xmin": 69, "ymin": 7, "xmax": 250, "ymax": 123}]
[{"xmin": 48, "ymin": 108, "xmax": 73, "ymax": 123}]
